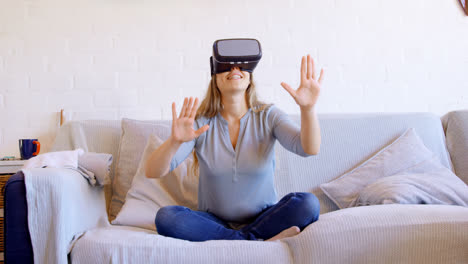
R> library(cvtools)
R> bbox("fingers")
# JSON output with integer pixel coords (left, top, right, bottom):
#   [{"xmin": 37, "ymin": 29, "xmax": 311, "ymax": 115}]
[
  {"xmin": 177, "ymin": 97, "xmax": 199, "ymax": 119},
  {"xmin": 172, "ymin": 102, "xmax": 177, "ymax": 121},
  {"xmin": 189, "ymin": 97, "xmax": 199, "ymax": 119},
  {"xmin": 318, "ymin": 68, "xmax": 325, "ymax": 85},
  {"xmin": 311, "ymin": 56, "xmax": 316, "ymax": 80},
  {"xmin": 185, "ymin": 97, "xmax": 194, "ymax": 117},
  {"xmin": 179, "ymin": 97, "xmax": 188, "ymax": 118},
  {"xmin": 300, "ymin": 56, "xmax": 306, "ymax": 82},
  {"xmin": 306, "ymin": 55, "xmax": 312, "ymax": 80},
  {"xmin": 281, "ymin": 82, "xmax": 296, "ymax": 99},
  {"xmin": 305, "ymin": 54, "xmax": 318, "ymax": 80},
  {"xmin": 194, "ymin": 124, "xmax": 209, "ymax": 137}
]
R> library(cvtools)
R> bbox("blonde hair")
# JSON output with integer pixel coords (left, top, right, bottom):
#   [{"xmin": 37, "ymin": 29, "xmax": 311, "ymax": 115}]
[{"xmin": 191, "ymin": 73, "xmax": 271, "ymax": 176}]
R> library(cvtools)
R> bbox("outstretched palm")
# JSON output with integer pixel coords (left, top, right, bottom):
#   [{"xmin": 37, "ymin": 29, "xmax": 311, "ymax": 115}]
[
  {"xmin": 171, "ymin": 97, "xmax": 209, "ymax": 143},
  {"xmin": 281, "ymin": 54, "xmax": 324, "ymax": 110}
]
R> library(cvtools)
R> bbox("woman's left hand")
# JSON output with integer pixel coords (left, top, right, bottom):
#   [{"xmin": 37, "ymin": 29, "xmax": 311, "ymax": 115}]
[{"xmin": 281, "ymin": 54, "xmax": 324, "ymax": 111}]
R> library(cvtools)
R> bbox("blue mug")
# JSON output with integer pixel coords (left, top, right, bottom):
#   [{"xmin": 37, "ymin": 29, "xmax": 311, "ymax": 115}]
[{"xmin": 19, "ymin": 139, "xmax": 41, "ymax": 160}]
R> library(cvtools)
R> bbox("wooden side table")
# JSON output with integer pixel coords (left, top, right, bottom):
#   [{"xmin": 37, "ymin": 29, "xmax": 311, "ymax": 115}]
[{"xmin": 0, "ymin": 160, "xmax": 25, "ymax": 264}]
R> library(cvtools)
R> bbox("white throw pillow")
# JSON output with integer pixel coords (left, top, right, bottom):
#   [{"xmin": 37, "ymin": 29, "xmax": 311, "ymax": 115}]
[
  {"xmin": 354, "ymin": 168, "xmax": 468, "ymax": 207},
  {"xmin": 320, "ymin": 127, "xmax": 450, "ymax": 209},
  {"xmin": 110, "ymin": 118, "xmax": 172, "ymax": 220},
  {"xmin": 112, "ymin": 133, "xmax": 198, "ymax": 231}
]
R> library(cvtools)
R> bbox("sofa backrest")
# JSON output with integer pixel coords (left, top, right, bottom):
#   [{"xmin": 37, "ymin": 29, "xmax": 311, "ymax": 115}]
[
  {"xmin": 51, "ymin": 112, "xmax": 452, "ymax": 215},
  {"xmin": 278, "ymin": 112, "xmax": 452, "ymax": 214}
]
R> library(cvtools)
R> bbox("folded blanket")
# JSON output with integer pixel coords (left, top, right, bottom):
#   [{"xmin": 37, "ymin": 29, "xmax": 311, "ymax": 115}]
[
  {"xmin": 22, "ymin": 149, "xmax": 112, "ymax": 186},
  {"xmin": 78, "ymin": 152, "xmax": 113, "ymax": 186},
  {"xmin": 22, "ymin": 148, "xmax": 85, "ymax": 169},
  {"xmin": 76, "ymin": 165, "xmax": 98, "ymax": 186}
]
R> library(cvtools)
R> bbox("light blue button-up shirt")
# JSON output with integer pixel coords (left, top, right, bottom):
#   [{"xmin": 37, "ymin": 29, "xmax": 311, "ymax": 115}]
[{"xmin": 169, "ymin": 104, "xmax": 311, "ymax": 223}]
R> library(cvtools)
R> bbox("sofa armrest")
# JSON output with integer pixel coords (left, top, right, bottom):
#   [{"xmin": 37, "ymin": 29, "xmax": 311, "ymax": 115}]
[
  {"xmin": 22, "ymin": 167, "xmax": 110, "ymax": 264},
  {"xmin": 441, "ymin": 110, "xmax": 468, "ymax": 185},
  {"xmin": 4, "ymin": 171, "xmax": 33, "ymax": 264}
]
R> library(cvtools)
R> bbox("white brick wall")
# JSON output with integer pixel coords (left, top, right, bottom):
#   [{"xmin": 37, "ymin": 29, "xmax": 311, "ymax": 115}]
[{"xmin": 0, "ymin": 0, "xmax": 467, "ymax": 157}]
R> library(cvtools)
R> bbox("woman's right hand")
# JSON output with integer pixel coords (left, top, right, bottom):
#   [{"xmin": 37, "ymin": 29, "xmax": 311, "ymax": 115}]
[{"xmin": 171, "ymin": 97, "xmax": 209, "ymax": 144}]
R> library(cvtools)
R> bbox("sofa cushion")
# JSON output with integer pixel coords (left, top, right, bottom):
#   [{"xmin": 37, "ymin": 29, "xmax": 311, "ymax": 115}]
[
  {"xmin": 319, "ymin": 127, "xmax": 449, "ymax": 209},
  {"xmin": 441, "ymin": 110, "xmax": 468, "ymax": 185},
  {"xmin": 282, "ymin": 204, "xmax": 468, "ymax": 264},
  {"xmin": 110, "ymin": 118, "xmax": 172, "ymax": 220},
  {"xmin": 70, "ymin": 226, "xmax": 292, "ymax": 264},
  {"xmin": 112, "ymin": 133, "xmax": 197, "ymax": 231},
  {"xmin": 355, "ymin": 168, "xmax": 468, "ymax": 207}
]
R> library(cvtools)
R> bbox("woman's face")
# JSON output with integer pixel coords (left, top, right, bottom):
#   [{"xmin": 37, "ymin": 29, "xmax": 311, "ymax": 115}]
[{"xmin": 215, "ymin": 67, "xmax": 251, "ymax": 94}]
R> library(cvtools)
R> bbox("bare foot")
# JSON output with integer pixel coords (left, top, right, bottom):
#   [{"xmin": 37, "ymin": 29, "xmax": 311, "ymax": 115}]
[{"xmin": 265, "ymin": 226, "xmax": 300, "ymax": 241}]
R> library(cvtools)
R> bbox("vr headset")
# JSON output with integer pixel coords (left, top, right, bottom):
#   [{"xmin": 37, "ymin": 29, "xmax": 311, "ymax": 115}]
[{"xmin": 210, "ymin": 38, "xmax": 262, "ymax": 75}]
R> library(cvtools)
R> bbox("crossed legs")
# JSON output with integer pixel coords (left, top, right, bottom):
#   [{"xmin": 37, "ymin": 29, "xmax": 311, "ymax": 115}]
[{"xmin": 155, "ymin": 192, "xmax": 320, "ymax": 242}]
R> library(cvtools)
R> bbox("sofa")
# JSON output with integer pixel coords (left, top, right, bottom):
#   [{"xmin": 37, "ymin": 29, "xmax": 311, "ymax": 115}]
[{"xmin": 4, "ymin": 109, "xmax": 468, "ymax": 264}]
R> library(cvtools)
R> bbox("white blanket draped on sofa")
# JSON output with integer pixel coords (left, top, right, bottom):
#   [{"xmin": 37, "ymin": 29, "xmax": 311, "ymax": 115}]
[{"xmin": 23, "ymin": 168, "xmax": 110, "ymax": 264}]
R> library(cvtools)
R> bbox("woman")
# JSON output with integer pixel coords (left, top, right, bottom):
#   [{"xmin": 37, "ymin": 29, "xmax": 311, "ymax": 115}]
[{"xmin": 146, "ymin": 53, "xmax": 324, "ymax": 242}]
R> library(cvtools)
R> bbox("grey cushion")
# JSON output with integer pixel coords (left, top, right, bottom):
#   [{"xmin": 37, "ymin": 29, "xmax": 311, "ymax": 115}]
[
  {"xmin": 441, "ymin": 110, "xmax": 468, "ymax": 185},
  {"xmin": 110, "ymin": 118, "xmax": 172, "ymax": 220},
  {"xmin": 319, "ymin": 127, "xmax": 446, "ymax": 209},
  {"xmin": 112, "ymin": 134, "xmax": 197, "ymax": 231}
]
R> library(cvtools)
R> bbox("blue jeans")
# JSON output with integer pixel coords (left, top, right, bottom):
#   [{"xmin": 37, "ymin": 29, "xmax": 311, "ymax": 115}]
[{"xmin": 155, "ymin": 192, "xmax": 320, "ymax": 241}]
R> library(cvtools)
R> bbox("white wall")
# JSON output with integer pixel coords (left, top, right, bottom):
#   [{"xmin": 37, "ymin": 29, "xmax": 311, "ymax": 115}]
[{"xmin": 1, "ymin": 0, "xmax": 467, "ymax": 157}]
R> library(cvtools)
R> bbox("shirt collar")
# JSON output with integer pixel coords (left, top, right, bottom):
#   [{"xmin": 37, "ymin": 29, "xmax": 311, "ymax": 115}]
[{"xmin": 217, "ymin": 108, "xmax": 252, "ymax": 125}]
